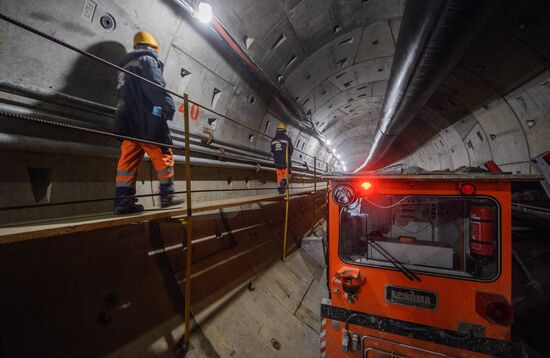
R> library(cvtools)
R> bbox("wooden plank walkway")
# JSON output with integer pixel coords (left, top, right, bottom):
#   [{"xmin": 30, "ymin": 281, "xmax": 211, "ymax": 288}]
[{"xmin": 0, "ymin": 189, "xmax": 319, "ymax": 245}]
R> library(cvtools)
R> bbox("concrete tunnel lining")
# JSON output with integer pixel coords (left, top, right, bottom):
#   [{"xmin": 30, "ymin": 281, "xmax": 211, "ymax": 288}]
[{"xmin": 1, "ymin": 0, "xmax": 550, "ymax": 356}]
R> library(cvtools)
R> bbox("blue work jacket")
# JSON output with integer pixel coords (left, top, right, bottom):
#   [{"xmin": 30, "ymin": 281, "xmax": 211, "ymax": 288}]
[
  {"xmin": 114, "ymin": 48, "xmax": 175, "ymax": 145},
  {"xmin": 271, "ymin": 131, "xmax": 294, "ymax": 169}
]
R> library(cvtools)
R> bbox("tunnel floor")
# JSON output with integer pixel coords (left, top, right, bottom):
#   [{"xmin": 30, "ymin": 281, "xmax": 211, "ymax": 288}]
[
  {"xmin": 181, "ymin": 217, "xmax": 550, "ymax": 358},
  {"xmin": 512, "ymin": 215, "xmax": 550, "ymax": 358},
  {"xmin": 184, "ymin": 235, "xmax": 328, "ymax": 358}
]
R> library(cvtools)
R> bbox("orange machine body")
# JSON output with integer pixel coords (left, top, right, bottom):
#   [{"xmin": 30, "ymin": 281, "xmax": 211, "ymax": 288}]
[{"xmin": 322, "ymin": 175, "xmax": 517, "ymax": 357}]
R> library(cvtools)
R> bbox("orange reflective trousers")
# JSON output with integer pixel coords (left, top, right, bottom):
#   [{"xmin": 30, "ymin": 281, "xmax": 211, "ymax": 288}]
[
  {"xmin": 115, "ymin": 140, "xmax": 174, "ymax": 206},
  {"xmin": 276, "ymin": 168, "xmax": 290, "ymax": 184}
]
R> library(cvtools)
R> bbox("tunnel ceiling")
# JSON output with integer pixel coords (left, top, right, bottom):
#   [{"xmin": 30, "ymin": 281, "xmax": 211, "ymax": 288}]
[
  {"xmin": 2, "ymin": 0, "xmax": 548, "ymax": 174},
  {"xmin": 374, "ymin": 0, "xmax": 550, "ymax": 170},
  {"xmin": 210, "ymin": 0, "xmax": 550, "ymax": 171},
  {"xmin": 209, "ymin": 0, "xmax": 404, "ymax": 170}
]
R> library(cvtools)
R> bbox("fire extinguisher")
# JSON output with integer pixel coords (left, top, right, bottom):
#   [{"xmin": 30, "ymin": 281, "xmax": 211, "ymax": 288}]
[{"xmin": 470, "ymin": 207, "xmax": 496, "ymax": 257}]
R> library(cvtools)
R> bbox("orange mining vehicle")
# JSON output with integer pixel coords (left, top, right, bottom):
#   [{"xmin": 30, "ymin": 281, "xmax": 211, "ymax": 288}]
[{"xmin": 321, "ymin": 173, "xmax": 535, "ymax": 357}]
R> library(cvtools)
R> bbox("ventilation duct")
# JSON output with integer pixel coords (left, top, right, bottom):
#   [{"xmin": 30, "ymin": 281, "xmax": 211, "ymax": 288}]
[{"xmin": 354, "ymin": 0, "xmax": 500, "ymax": 172}]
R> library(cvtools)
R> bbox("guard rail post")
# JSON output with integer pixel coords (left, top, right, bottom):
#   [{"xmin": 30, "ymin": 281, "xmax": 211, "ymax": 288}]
[
  {"xmin": 182, "ymin": 94, "xmax": 193, "ymax": 350},
  {"xmin": 312, "ymin": 157, "xmax": 317, "ymax": 234},
  {"xmin": 282, "ymin": 145, "xmax": 290, "ymax": 261}
]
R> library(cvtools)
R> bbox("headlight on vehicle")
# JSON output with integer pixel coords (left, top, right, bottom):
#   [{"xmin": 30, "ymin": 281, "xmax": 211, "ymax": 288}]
[{"xmin": 332, "ymin": 184, "xmax": 357, "ymax": 207}]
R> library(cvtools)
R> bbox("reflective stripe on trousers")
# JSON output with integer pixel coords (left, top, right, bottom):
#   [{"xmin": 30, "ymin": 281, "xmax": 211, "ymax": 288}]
[
  {"xmin": 115, "ymin": 139, "xmax": 175, "ymax": 205},
  {"xmin": 276, "ymin": 168, "xmax": 290, "ymax": 184}
]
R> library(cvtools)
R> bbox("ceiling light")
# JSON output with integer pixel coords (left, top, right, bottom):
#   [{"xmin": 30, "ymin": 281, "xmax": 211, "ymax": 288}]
[{"xmin": 196, "ymin": 2, "xmax": 213, "ymax": 23}]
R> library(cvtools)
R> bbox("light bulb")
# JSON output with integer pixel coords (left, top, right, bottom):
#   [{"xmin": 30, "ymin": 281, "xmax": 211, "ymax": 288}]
[{"xmin": 197, "ymin": 2, "xmax": 213, "ymax": 23}]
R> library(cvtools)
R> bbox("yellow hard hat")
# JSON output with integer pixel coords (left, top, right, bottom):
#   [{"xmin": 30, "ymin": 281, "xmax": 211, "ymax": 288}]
[
  {"xmin": 277, "ymin": 123, "xmax": 286, "ymax": 131},
  {"xmin": 134, "ymin": 31, "xmax": 160, "ymax": 52}
]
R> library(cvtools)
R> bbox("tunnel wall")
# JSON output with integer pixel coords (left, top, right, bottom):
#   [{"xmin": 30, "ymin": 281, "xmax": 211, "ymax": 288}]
[
  {"xmin": 0, "ymin": 192, "xmax": 326, "ymax": 357},
  {"xmin": 0, "ymin": 0, "xmax": 330, "ymax": 224},
  {"xmin": 397, "ymin": 70, "xmax": 550, "ymax": 173},
  {"xmin": 0, "ymin": 0, "xmax": 331, "ymax": 165}
]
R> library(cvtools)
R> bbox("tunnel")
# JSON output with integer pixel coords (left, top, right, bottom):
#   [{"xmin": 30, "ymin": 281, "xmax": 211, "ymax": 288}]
[{"xmin": 1, "ymin": 0, "xmax": 550, "ymax": 357}]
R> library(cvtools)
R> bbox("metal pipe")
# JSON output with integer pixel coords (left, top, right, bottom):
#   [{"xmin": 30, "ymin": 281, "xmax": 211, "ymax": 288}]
[
  {"xmin": 0, "ymin": 78, "xmax": 115, "ymax": 116},
  {"xmin": 0, "ymin": 132, "xmax": 317, "ymax": 178},
  {"xmin": 0, "ymin": 81, "xmax": 272, "ymax": 161},
  {"xmin": 0, "ymin": 102, "xmax": 113, "ymax": 134},
  {"xmin": 173, "ymin": 132, "xmax": 271, "ymax": 161},
  {"xmin": 173, "ymin": 129, "xmax": 327, "ymax": 166},
  {"xmin": 0, "ymin": 102, "xmax": 323, "ymax": 176},
  {"xmin": 178, "ymin": 140, "xmax": 310, "ymax": 172},
  {"xmin": 0, "ymin": 12, "xmax": 332, "ymax": 163},
  {"xmin": 0, "ymin": 82, "xmax": 327, "ymax": 169}
]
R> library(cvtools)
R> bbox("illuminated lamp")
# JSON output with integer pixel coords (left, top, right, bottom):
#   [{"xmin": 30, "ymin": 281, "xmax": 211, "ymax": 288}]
[
  {"xmin": 332, "ymin": 184, "xmax": 356, "ymax": 207},
  {"xmin": 460, "ymin": 183, "xmax": 476, "ymax": 195},
  {"xmin": 195, "ymin": 2, "xmax": 213, "ymax": 23},
  {"xmin": 361, "ymin": 181, "xmax": 373, "ymax": 193}
]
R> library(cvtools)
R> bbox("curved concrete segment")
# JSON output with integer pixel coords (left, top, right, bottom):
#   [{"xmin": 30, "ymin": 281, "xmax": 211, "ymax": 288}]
[
  {"xmin": 1, "ymin": 0, "xmax": 550, "ymax": 356},
  {"xmin": 104, "ymin": 243, "xmax": 328, "ymax": 358},
  {"xmin": 189, "ymin": 245, "xmax": 327, "ymax": 357}
]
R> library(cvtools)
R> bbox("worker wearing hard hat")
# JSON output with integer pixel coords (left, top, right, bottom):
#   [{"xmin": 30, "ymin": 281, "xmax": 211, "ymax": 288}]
[
  {"xmin": 113, "ymin": 31, "xmax": 184, "ymax": 214},
  {"xmin": 271, "ymin": 123, "xmax": 294, "ymax": 194}
]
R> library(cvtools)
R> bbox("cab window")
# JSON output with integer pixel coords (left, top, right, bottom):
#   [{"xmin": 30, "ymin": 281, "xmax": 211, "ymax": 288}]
[{"xmin": 339, "ymin": 195, "xmax": 499, "ymax": 280}]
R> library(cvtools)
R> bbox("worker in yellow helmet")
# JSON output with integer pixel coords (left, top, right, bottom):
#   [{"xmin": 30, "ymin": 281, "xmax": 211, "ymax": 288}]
[
  {"xmin": 113, "ymin": 31, "xmax": 184, "ymax": 214},
  {"xmin": 270, "ymin": 123, "xmax": 294, "ymax": 194}
]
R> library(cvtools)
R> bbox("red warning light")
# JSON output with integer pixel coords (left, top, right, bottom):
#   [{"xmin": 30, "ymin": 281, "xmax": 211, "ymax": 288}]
[
  {"xmin": 476, "ymin": 292, "xmax": 513, "ymax": 326},
  {"xmin": 361, "ymin": 182, "xmax": 373, "ymax": 192},
  {"xmin": 460, "ymin": 183, "xmax": 476, "ymax": 195}
]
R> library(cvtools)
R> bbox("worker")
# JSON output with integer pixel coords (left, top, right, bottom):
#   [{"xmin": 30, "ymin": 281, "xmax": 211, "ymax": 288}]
[
  {"xmin": 271, "ymin": 123, "xmax": 294, "ymax": 194},
  {"xmin": 113, "ymin": 31, "xmax": 184, "ymax": 214}
]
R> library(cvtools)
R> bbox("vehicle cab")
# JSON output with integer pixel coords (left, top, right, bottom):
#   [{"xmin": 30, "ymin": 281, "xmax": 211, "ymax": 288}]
[{"xmin": 322, "ymin": 173, "xmax": 528, "ymax": 357}]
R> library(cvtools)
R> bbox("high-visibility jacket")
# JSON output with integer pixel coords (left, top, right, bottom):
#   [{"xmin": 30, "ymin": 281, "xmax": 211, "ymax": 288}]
[
  {"xmin": 114, "ymin": 48, "xmax": 175, "ymax": 145},
  {"xmin": 271, "ymin": 131, "xmax": 293, "ymax": 169}
]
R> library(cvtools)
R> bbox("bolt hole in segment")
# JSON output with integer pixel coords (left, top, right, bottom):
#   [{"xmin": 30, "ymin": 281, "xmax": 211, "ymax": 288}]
[
  {"xmin": 271, "ymin": 338, "xmax": 281, "ymax": 350},
  {"xmin": 99, "ymin": 13, "xmax": 115, "ymax": 30}
]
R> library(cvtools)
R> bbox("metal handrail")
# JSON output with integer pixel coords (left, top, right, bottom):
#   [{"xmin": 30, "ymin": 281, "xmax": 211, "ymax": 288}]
[
  {"xmin": 0, "ymin": 12, "xmax": 328, "ymax": 167},
  {"xmin": 0, "ymin": 12, "xmax": 331, "ymax": 350},
  {"xmin": 0, "ymin": 185, "xmax": 320, "ymax": 212}
]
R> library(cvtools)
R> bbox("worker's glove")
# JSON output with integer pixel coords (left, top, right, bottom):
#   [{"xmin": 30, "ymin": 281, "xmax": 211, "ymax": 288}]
[{"xmin": 163, "ymin": 106, "xmax": 175, "ymax": 121}]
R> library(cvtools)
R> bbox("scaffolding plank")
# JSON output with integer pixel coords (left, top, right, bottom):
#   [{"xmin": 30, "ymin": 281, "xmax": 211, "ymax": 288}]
[{"xmin": 0, "ymin": 190, "xmax": 318, "ymax": 245}]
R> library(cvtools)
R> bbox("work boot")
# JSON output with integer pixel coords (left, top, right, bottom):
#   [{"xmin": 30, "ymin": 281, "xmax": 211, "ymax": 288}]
[
  {"xmin": 161, "ymin": 194, "xmax": 185, "ymax": 208},
  {"xmin": 113, "ymin": 199, "xmax": 144, "ymax": 215},
  {"xmin": 278, "ymin": 178, "xmax": 287, "ymax": 194}
]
